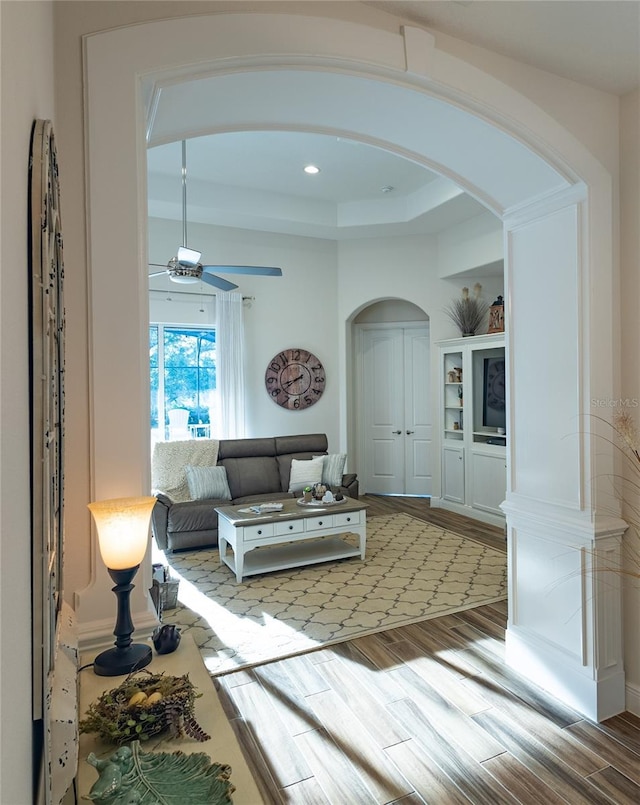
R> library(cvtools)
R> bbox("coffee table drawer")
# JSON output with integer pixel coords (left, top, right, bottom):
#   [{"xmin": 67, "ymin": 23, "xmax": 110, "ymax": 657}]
[
  {"xmin": 244, "ymin": 522, "xmax": 275, "ymax": 541},
  {"xmin": 305, "ymin": 514, "xmax": 334, "ymax": 531},
  {"xmin": 274, "ymin": 519, "xmax": 305, "ymax": 536},
  {"xmin": 333, "ymin": 510, "xmax": 362, "ymax": 528}
]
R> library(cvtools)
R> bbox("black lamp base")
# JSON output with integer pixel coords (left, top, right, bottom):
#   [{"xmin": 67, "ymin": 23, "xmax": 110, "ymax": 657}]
[{"xmin": 93, "ymin": 642, "xmax": 152, "ymax": 677}]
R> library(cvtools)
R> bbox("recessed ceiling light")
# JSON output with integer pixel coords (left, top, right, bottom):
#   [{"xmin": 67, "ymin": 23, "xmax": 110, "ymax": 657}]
[{"xmin": 304, "ymin": 165, "xmax": 320, "ymax": 175}]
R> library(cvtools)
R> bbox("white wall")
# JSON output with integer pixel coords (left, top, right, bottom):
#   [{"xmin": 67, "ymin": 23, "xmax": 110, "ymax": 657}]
[
  {"xmin": 151, "ymin": 218, "xmax": 341, "ymax": 444},
  {"xmin": 150, "ymin": 218, "xmax": 503, "ymax": 460},
  {"xmin": 54, "ymin": 0, "xmax": 624, "ymax": 626},
  {"xmin": 0, "ymin": 2, "xmax": 55, "ymax": 800},
  {"xmin": 0, "ymin": 5, "xmax": 630, "ymax": 801},
  {"xmin": 338, "ymin": 232, "xmax": 502, "ymax": 484},
  {"xmin": 339, "ymin": 233, "xmax": 503, "ymax": 342},
  {"xmin": 437, "ymin": 211, "xmax": 503, "ymax": 278},
  {"xmin": 620, "ymin": 89, "xmax": 640, "ymax": 706}
]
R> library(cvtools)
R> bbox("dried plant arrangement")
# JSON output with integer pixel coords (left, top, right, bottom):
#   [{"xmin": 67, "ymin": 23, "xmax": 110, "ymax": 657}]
[
  {"xmin": 444, "ymin": 283, "xmax": 490, "ymax": 337},
  {"xmin": 79, "ymin": 670, "xmax": 211, "ymax": 745}
]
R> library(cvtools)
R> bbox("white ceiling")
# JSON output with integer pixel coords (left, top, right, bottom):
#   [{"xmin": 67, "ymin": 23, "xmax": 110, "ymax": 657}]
[
  {"xmin": 147, "ymin": 2, "xmax": 638, "ymax": 252},
  {"xmin": 368, "ymin": 1, "xmax": 640, "ymax": 96},
  {"xmin": 147, "ymin": 132, "xmax": 490, "ymax": 243}
]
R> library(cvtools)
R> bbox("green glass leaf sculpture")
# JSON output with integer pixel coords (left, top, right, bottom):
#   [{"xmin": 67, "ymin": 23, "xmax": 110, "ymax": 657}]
[{"xmin": 82, "ymin": 741, "xmax": 234, "ymax": 804}]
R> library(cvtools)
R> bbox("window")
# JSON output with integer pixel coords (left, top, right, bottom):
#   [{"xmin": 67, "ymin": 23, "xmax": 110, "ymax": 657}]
[{"xmin": 150, "ymin": 325, "xmax": 217, "ymax": 441}]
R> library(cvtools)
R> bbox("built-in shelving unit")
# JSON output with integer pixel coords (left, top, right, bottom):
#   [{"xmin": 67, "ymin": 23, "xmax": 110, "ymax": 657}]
[{"xmin": 433, "ymin": 333, "xmax": 507, "ymax": 526}]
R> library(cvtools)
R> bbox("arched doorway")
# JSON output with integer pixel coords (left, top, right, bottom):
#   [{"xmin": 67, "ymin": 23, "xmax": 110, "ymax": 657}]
[
  {"xmin": 352, "ymin": 300, "xmax": 431, "ymax": 497},
  {"xmin": 80, "ymin": 11, "xmax": 624, "ymax": 720}
]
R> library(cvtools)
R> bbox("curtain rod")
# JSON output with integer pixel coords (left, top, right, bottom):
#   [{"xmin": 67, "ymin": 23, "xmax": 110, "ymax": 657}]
[{"xmin": 149, "ymin": 288, "xmax": 255, "ymax": 301}]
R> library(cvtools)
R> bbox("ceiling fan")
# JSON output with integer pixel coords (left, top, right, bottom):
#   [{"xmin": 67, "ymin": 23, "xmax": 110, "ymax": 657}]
[{"xmin": 148, "ymin": 140, "xmax": 283, "ymax": 291}]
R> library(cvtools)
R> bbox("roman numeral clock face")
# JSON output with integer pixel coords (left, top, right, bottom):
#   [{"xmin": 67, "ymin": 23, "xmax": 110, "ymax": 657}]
[{"xmin": 265, "ymin": 348, "xmax": 326, "ymax": 409}]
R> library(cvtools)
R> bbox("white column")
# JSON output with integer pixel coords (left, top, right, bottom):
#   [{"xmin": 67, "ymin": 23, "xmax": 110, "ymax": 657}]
[{"xmin": 502, "ymin": 188, "xmax": 626, "ymax": 721}]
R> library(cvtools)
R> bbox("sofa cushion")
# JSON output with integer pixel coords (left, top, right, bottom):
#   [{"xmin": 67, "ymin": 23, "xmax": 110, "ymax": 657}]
[
  {"xmin": 152, "ymin": 439, "xmax": 220, "ymax": 503},
  {"xmin": 314, "ymin": 453, "xmax": 347, "ymax": 487},
  {"xmin": 288, "ymin": 456, "xmax": 325, "ymax": 492},
  {"xmin": 276, "ymin": 452, "xmax": 322, "ymax": 491},
  {"xmin": 167, "ymin": 499, "xmax": 224, "ymax": 533},
  {"xmin": 233, "ymin": 491, "xmax": 294, "ymax": 505},
  {"xmin": 221, "ymin": 455, "xmax": 282, "ymax": 499},
  {"xmin": 185, "ymin": 465, "xmax": 232, "ymax": 501},
  {"xmin": 217, "ymin": 437, "xmax": 276, "ymax": 460},
  {"xmin": 275, "ymin": 433, "xmax": 328, "ymax": 455}
]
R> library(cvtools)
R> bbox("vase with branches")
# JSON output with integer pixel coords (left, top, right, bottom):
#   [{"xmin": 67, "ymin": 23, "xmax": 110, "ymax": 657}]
[{"xmin": 444, "ymin": 283, "xmax": 490, "ymax": 337}]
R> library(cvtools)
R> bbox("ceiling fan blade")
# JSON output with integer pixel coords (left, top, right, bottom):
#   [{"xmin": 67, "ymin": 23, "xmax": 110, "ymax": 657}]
[
  {"xmin": 201, "ymin": 273, "xmax": 239, "ymax": 292},
  {"xmin": 177, "ymin": 246, "xmax": 202, "ymax": 266},
  {"xmin": 201, "ymin": 265, "xmax": 283, "ymax": 277}
]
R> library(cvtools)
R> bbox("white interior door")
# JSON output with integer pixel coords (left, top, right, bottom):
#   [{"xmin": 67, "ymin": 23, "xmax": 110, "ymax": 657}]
[
  {"xmin": 361, "ymin": 328, "xmax": 405, "ymax": 494},
  {"xmin": 403, "ymin": 328, "xmax": 432, "ymax": 495},
  {"xmin": 359, "ymin": 324, "xmax": 431, "ymax": 496}
]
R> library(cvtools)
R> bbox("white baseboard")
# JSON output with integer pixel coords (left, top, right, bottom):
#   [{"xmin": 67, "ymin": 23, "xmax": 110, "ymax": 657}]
[
  {"xmin": 430, "ymin": 496, "xmax": 506, "ymax": 530},
  {"xmin": 626, "ymin": 680, "xmax": 640, "ymax": 716}
]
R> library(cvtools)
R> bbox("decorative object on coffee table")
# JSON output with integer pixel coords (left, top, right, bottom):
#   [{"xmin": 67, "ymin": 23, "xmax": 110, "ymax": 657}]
[
  {"xmin": 84, "ymin": 740, "xmax": 234, "ymax": 804},
  {"xmin": 265, "ymin": 347, "xmax": 326, "ymax": 409}
]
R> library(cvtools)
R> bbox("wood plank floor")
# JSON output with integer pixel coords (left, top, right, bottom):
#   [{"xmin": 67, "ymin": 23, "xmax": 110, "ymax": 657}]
[{"xmin": 214, "ymin": 496, "xmax": 640, "ymax": 804}]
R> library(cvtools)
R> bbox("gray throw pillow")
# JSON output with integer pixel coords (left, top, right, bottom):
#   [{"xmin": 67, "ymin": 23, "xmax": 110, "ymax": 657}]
[
  {"xmin": 314, "ymin": 453, "xmax": 347, "ymax": 487},
  {"xmin": 185, "ymin": 465, "xmax": 232, "ymax": 500}
]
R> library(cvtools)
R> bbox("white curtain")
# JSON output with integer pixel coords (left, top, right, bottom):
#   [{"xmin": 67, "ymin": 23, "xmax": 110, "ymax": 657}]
[{"xmin": 216, "ymin": 291, "xmax": 246, "ymax": 438}]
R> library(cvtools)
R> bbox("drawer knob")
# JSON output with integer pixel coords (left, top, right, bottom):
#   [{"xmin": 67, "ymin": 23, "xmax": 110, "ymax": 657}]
[
  {"xmin": 288, "ymin": 525, "xmax": 293, "ymax": 530},
  {"xmin": 257, "ymin": 529, "xmax": 262, "ymax": 535},
  {"xmin": 318, "ymin": 520, "xmax": 323, "ymax": 526},
  {"xmin": 346, "ymin": 517, "xmax": 351, "ymax": 522}
]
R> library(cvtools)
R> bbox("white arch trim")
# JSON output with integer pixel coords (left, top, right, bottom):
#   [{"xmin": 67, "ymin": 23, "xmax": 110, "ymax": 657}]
[{"xmin": 80, "ymin": 10, "xmax": 624, "ymax": 721}]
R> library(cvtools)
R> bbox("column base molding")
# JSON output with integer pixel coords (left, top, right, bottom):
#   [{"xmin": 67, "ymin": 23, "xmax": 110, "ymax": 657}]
[
  {"xmin": 502, "ymin": 496, "xmax": 627, "ymax": 722},
  {"xmin": 506, "ymin": 627, "xmax": 625, "ymax": 722}
]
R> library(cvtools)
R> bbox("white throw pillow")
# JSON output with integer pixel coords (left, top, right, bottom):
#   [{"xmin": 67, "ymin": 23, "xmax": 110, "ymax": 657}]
[
  {"xmin": 314, "ymin": 453, "xmax": 347, "ymax": 488},
  {"xmin": 288, "ymin": 456, "xmax": 325, "ymax": 493},
  {"xmin": 185, "ymin": 465, "xmax": 232, "ymax": 501}
]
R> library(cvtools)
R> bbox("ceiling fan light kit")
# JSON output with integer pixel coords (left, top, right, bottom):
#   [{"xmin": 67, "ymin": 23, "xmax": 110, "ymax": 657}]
[
  {"xmin": 149, "ymin": 139, "xmax": 283, "ymax": 291},
  {"xmin": 166, "ymin": 258, "xmax": 201, "ymax": 284}
]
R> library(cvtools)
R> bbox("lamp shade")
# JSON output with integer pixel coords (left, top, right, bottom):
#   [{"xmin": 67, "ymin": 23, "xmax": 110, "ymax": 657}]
[{"xmin": 88, "ymin": 496, "xmax": 156, "ymax": 570}]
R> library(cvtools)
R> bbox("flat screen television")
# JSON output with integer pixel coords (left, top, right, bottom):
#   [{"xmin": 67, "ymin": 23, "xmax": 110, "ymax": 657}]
[{"xmin": 482, "ymin": 357, "xmax": 506, "ymax": 430}]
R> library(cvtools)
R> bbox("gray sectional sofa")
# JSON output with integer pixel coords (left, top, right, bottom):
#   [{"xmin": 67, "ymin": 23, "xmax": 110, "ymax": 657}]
[{"xmin": 151, "ymin": 433, "xmax": 358, "ymax": 553}]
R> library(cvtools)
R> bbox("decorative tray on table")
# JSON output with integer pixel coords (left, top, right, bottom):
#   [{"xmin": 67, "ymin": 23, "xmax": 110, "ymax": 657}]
[{"xmin": 296, "ymin": 497, "xmax": 347, "ymax": 507}]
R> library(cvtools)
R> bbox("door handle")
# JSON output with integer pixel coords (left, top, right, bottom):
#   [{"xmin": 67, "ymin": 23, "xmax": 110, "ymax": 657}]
[
  {"xmin": 392, "ymin": 430, "xmax": 402, "ymax": 435},
  {"xmin": 406, "ymin": 430, "xmax": 415, "ymax": 435}
]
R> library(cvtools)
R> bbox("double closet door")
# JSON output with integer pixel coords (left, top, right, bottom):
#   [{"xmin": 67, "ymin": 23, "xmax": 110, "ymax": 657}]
[{"xmin": 357, "ymin": 324, "xmax": 432, "ymax": 496}]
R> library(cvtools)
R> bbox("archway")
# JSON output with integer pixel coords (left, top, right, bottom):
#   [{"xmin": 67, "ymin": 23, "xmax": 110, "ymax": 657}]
[
  {"xmin": 351, "ymin": 299, "xmax": 431, "ymax": 498},
  {"xmin": 80, "ymin": 11, "xmax": 624, "ymax": 720}
]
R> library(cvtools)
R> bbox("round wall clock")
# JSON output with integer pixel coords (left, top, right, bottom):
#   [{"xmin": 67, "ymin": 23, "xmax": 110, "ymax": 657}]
[{"xmin": 265, "ymin": 348, "xmax": 326, "ymax": 410}]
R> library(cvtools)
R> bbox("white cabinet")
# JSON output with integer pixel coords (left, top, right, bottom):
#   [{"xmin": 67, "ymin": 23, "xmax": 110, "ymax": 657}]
[
  {"xmin": 434, "ymin": 334, "xmax": 507, "ymax": 526},
  {"xmin": 470, "ymin": 450, "xmax": 507, "ymax": 516},
  {"xmin": 443, "ymin": 446, "xmax": 465, "ymax": 503}
]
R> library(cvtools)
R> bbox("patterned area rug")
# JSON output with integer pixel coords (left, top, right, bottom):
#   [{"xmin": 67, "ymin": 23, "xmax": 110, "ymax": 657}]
[{"xmin": 162, "ymin": 513, "xmax": 507, "ymax": 676}]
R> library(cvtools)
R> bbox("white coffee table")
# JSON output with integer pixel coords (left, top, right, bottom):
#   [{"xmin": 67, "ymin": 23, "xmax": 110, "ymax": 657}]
[{"xmin": 215, "ymin": 498, "xmax": 368, "ymax": 582}]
